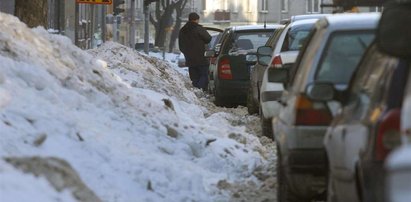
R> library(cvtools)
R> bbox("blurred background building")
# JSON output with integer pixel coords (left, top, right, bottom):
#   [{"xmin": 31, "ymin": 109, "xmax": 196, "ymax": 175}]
[{"xmin": 0, "ymin": 0, "xmax": 383, "ymax": 51}]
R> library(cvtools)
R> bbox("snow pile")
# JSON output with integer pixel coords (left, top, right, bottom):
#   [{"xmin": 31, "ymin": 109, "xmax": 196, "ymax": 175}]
[{"xmin": 0, "ymin": 13, "xmax": 267, "ymax": 201}]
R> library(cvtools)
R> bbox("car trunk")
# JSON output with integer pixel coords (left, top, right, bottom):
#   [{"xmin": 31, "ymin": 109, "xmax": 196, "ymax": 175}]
[{"xmin": 225, "ymin": 54, "xmax": 251, "ymax": 80}]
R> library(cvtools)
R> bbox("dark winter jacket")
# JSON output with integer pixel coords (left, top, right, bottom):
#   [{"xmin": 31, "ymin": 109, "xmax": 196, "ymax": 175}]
[{"xmin": 179, "ymin": 21, "xmax": 212, "ymax": 67}]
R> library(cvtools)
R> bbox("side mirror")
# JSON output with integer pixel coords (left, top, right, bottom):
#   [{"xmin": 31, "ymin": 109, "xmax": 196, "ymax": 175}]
[
  {"xmin": 246, "ymin": 53, "xmax": 257, "ymax": 65},
  {"xmin": 267, "ymin": 68, "xmax": 288, "ymax": 83},
  {"xmin": 257, "ymin": 46, "xmax": 273, "ymax": 66},
  {"xmin": 305, "ymin": 82, "xmax": 335, "ymax": 101},
  {"xmin": 205, "ymin": 50, "xmax": 216, "ymax": 58},
  {"xmin": 376, "ymin": 2, "xmax": 411, "ymax": 59}
]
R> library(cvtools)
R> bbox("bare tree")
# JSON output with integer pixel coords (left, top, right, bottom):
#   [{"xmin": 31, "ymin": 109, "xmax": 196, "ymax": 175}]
[
  {"xmin": 168, "ymin": 0, "xmax": 188, "ymax": 52},
  {"xmin": 14, "ymin": 0, "xmax": 48, "ymax": 28},
  {"xmin": 150, "ymin": 0, "xmax": 178, "ymax": 49}
]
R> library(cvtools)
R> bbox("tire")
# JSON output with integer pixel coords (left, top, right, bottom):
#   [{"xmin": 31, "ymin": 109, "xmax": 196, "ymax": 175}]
[
  {"xmin": 214, "ymin": 88, "xmax": 225, "ymax": 107},
  {"xmin": 260, "ymin": 106, "xmax": 273, "ymax": 139},
  {"xmin": 277, "ymin": 145, "xmax": 299, "ymax": 202},
  {"xmin": 247, "ymin": 85, "xmax": 259, "ymax": 115},
  {"xmin": 327, "ymin": 172, "xmax": 337, "ymax": 202}
]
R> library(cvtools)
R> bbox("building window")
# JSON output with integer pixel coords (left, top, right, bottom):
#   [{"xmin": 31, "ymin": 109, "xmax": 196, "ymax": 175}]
[
  {"xmin": 281, "ymin": 0, "xmax": 288, "ymax": 13},
  {"xmin": 261, "ymin": 0, "xmax": 268, "ymax": 11},
  {"xmin": 307, "ymin": 0, "xmax": 320, "ymax": 13}
]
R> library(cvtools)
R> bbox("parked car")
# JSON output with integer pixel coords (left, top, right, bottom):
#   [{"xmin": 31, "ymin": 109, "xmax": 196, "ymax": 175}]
[
  {"xmin": 312, "ymin": 43, "xmax": 406, "ymax": 202},
  {"xmin": 205, "ymin": 24, "xmax": 282, "ymax": 107},
  {"xmin": 177, "ymin": 27, "xmax": 223, "ymax": 68},
  {"xmin": 386, "ymin": 145, "xmax": 411, "ymax": 202},
  {"xmin": 248, "ymin": 14, "xmax": 329, "ymax": 116},
  {"xmin": 382, "ymin": 3, "xmax": 411, "ymax": 202},
  {"xmin": 256, "ymin": 18, "xmax": 318, "ymax": 137},
  {"xmin": 135, "ymin": 42, "xmax": 154, "ymax": 52},
  {"xmin": 247, "ymin": 26, "xmax": 285, "ymax": 114},
  {"xmin": 306, "ymin": 4, "xmax": 411, "ymax": 202},
  {"xmin": 270, "ymin": 13, "xmax": 379, "ymax": 201},
  {"xmin": 305, "ymin": 7, "xmax": 411, "ymax": 201}
]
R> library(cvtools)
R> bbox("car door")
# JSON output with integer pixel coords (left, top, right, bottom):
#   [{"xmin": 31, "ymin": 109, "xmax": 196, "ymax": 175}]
[{"xmin": 325, "ymin": 45, "xmax": 397, "ymax": 183}]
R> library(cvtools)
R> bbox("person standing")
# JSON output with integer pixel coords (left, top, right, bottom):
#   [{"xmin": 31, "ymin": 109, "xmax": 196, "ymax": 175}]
[{"xmin": 179, "ymin": 12, "xmax": 212, "ymax": 91}]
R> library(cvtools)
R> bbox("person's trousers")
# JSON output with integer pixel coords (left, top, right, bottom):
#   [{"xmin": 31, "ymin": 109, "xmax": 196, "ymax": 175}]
[{"xmin": 188, "ymin": 65, "xmax": 209, "ymax": 90}]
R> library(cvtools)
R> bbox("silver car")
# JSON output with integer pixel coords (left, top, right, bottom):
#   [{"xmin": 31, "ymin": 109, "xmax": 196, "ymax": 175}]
[{"xmin": 271, "ymin": 13, "xmax": 379, "ymax": 201}]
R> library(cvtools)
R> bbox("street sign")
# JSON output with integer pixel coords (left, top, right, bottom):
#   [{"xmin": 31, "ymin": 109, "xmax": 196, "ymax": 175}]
[{"xmin": 76, "ymin": 0, "xmax": 112, "ymax": 4}]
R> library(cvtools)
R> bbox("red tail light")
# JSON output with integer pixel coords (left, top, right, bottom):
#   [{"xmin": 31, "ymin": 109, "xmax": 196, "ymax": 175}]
[
  {"xmin": 295, "ymin": 95, "xmax": 332, "ymax": 126},
  {"xmin": 270, "ymin": 55, "xmax": 283, "ymax": 68},
  {"xmin": 376, "ymin": 108, "xmax": 401, "ymax": 161},
  {"xmin": 218, "ymin": 58, "xmax": 232, "ymax": 80}
]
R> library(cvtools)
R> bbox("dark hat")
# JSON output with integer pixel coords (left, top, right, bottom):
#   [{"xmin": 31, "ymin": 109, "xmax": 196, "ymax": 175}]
[{"xmin": 188, "ymin": 12, "xmax": 200, "ymax": 21}]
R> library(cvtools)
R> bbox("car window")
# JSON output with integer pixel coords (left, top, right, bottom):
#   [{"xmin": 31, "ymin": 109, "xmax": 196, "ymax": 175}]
[
  {"xmin": 230, "ymin": 31, "xmax": 274, "ymax": 52},
  {"xmin": 349, "ymin": 44, "xmax": 398, "ymax": 104},
  {"xmin": 208, "ymin": 33, "xmax": 222, "ymax": 50},
  {"xmin": 315, "ymin": 31, "xmax": 374, "ymax": 84},
  {"xmin": 265, "ymin": 28, "xmax": 284, "ymax": 48},
  {"xmin": 281, "ymin": 23, "xmax": 314, "ymax": 51},
  {"xmin": 289, "ymin": 26, "xmax": 324, "ymax": 89}
]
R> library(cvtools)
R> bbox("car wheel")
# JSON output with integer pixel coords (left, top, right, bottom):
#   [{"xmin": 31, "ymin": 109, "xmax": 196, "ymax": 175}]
[
  {"xmin": 247, "ymin": 85, "xmax": 259, "ymax": 115},
  {"xmin": 260, "ymin": 106, "xmax": 273, "ymax": 139},
  {"xmin": 214, "ymin": 88, "xmax": 225, "ymax": 107},
  {"xmin": 277, "ymin": 145, "xmax": 299, "ymax": 202},
  {"xmin": 327, "ymin": 171, "xmax": 337, "ymax": 202}
]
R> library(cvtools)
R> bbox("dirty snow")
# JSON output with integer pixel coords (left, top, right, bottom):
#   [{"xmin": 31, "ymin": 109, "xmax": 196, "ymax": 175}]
[{"xmin": 0, "ymin": 12, "xmax": 277, "ymax": 202}]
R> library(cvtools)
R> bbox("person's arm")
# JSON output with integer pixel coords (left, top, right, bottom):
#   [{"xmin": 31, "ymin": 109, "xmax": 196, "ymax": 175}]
[{"xmin": 198, "ymin": 27, "xmax": 212, "ymax": 44}]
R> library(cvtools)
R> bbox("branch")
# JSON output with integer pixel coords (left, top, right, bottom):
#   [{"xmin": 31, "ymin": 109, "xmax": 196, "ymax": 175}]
[{"xmin": 149, "ymin": 13, "xmax": 158, "ymax": 29}]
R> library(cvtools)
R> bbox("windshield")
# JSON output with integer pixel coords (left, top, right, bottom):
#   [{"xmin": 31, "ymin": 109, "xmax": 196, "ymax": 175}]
[
  {"xmin": 232, "ymin": 30, "xmax": 274, "ymax": 51},
  {"xmin": 315, "ymin": 31, "xmax": 375, "ymax": 84},
  {"xmin": 281, "ymin": 23, "xmax": 315, "ymax": 51}
]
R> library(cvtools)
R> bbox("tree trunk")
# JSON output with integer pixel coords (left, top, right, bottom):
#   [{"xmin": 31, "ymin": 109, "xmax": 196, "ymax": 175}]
[
  {"xmin": 154, "ymin": 6, "xmax": 174, "ymax": 48},
  {"xmin": 168, "ymin": 0, "xmax": 187, "ymax": 53},
  {"xmin": 15, "ymin": 0, "xmax": 48, "ymax": 28}
]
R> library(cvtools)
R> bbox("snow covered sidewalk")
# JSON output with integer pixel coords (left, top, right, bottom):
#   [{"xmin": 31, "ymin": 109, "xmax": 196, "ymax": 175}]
[{"xmin": 0, "ymin": 13, "xmax": 275, "ymax": 202}]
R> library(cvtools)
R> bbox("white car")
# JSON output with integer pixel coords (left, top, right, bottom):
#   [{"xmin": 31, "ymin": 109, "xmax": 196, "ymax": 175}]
[
  {"xmin": 386, "ymin": 145, "xmax": 411, "ymax": 202},
  {"xmin": 258, "ymin": 18, "xmax": 318, "ymax": 137}
]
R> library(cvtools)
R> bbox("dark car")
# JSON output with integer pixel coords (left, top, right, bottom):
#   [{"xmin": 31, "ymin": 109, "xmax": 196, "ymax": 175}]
[{"xmin": 205, "ymin": 25, "xmax": 282, "ymax": 107}]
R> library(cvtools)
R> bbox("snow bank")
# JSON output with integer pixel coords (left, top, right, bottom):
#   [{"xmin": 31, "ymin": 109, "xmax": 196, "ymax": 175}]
[{"xmin": 0, "ymin": 13, "xmax": 266, "ymax": 201}]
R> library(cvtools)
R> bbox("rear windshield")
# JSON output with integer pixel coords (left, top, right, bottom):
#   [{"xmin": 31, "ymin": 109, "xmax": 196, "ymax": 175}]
[
  {"xmin": 281, "ymin": 23, "xmax": 315, "ymax": 51},
  {"xmin": 231, "ymin": 30, "xmax": 274, "ymax": 52},
  {"xmin": 315, "ymin": 31, "xmax": 375, "ymax": 84}
]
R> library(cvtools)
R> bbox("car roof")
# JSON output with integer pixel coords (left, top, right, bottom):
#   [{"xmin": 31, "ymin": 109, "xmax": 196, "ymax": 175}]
[
  {"xmin": 290, "ymin": 14, "xmax": 331, "ymax": 22},
  {"xmin": 231, "ymin": 24, "xmax": 284, "ymax": 31},
  {"xmin": 320, "ymin": 13, "xmax": 381, "ymax": 30},
  {"xmin": 287, "ymin": 18, "xmax": 320, "ymax": 27}
]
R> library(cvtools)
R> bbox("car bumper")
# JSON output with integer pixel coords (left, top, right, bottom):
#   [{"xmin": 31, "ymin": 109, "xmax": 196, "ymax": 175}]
[
  {"xmin": 287, "ymin": 149, "xmax": 328, "ymax": 174},
  {"xmin": 216, "ymin": 79, "xmax": 249, "ymax": 102}
]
